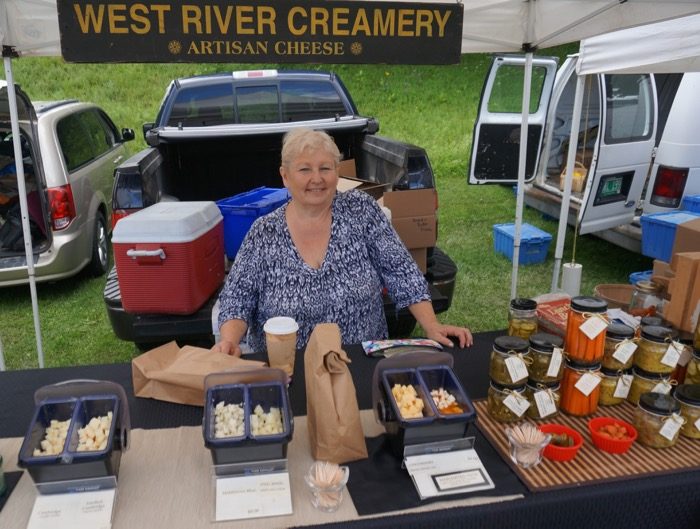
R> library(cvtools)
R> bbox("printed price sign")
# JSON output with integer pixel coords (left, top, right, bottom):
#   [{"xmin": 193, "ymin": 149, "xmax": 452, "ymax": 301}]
[
  {"xmin": 575, "ymin": 373, "xmax": 601, "ymax": 396},
  {"xmin": 503, "ymin": 393, "xmax": 530, "ymax": 417},
  {"xmin": 580, "ymin": 315, "xmax": 607, "ymax": 339},
  {"xmin": 546, "ymin": 348, "xmax": 563, "ymax": 378},
  {"xmin": 612, "ymin": 341, "xmax": 637, "ymax": 364},
  {"xmin": 613, "ymin": 375, "xmax": 633, "ymax": 399},
  {"xmin": 505, "ymin": 356, "xmax": 529, "ymax": 384}
]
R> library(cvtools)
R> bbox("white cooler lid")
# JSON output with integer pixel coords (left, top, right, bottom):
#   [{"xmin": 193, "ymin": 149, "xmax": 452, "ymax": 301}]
[{"xmin": 112, "ymin": 201, "xmax": 222, "ymax": 243}]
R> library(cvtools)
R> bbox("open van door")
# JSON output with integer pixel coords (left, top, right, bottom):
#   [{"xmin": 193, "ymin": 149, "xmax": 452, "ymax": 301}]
[
  {"xmin": 577, "ymin": 72, "xmax": 657, "ymax": 234},
  {"xmin": 468, "ymin": 55, "xmax": 558, "ymax": 184}
]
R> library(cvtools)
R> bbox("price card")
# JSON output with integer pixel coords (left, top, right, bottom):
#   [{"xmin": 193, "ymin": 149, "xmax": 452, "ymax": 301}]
[
  {"xmin": 575, "ymin": 372, "xmax": 601, "ymax": 396},
  {"xmin": 659, "ymin": 415, "xmax": 683, "ymax": 441},
  {"xmin": 503, "ymin": 393, "xmax": 530, "ymax": 417},
  {"xmin": 651, "ymin": 381, "xmax": 672, "ymax": 395},
  {"xmin": 215, "ymin": 472, "xmax": 292, "ymax": 521},
  {"xmin": 546, "ymin": 348, "xmax": 563, "ymax": 378},
  {"xmin": 695, "ymin": 417, "xmax": 700, "ymax": 433},
  {"xmin": 660, "ymin": 342, "xmax": 681, "ymax": 368},
  {"xmin": 613, "ymin": 374, "xmax": 633, "ymax": 399},
  {"xmin": 612, "ymin": 341, "xmax": 637, "ymax": 364},
  {"xmin": 505, "ymin": 356, "xmax": 528, "ymax": 383},
  {"xmin": 580, "ymin": 315, "xmax": 607, "ymax": 339},
  {"xmin": 677, "ymin": 344, "xmax": 692, "ymax": 367},
  {"xmin": 27, "ymin": 488, "xmax": 115, "ymax": 529},
  {"xmin": 534, "ymin": 389, "xmax": 557, "ymax": 418}
]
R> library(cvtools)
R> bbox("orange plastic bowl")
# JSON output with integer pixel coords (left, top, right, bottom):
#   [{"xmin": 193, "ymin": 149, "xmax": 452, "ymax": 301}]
[
  {"xmin": 539, "ymin": 423, "xmax": 583, "ymax": 462},
  {"xmin": 588, "ymin": 417, "xmax": 637, "ymax": 454}
]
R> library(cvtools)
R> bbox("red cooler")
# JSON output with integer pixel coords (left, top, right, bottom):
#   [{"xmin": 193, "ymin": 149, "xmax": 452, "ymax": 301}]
[{"xmin": 112, "ymin": 201, "xmax": 224, "ymax": 314}]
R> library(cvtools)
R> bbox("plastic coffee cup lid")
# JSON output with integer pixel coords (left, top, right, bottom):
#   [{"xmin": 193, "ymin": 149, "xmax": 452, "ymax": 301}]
[{"xmin": 264, "ymin": 316, "xmax": 299, "ymax": 335}]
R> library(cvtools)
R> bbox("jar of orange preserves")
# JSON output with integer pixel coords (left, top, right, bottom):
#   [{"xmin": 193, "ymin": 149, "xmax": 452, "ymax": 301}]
[
  {"xmin": 565, "ymin": 296, "xmax": 608, "ymax": 364},
  {"xmin": 560, "ymin": 360, "xmax": 601, "ymax": 416}
]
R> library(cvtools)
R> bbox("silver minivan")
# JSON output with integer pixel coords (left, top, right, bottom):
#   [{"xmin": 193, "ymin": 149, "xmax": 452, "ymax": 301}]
[{"xmin": 0, "ymin": 81, "xmax": 134, "ymax": 286}]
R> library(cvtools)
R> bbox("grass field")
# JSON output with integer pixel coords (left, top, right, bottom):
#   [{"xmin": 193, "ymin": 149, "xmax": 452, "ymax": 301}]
[{"xmin": 0, "ymin": 48, "xmax": 653, "ymax": 369}]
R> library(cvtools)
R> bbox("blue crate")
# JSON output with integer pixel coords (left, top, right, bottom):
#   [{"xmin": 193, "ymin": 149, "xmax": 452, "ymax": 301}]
[
  {"xmin": 628, "ymin": 270, "xmax": 653, "ymax": 284},
  {"xmin": 493, "ymin": 223, "xmax": 552, "ymax": 265},
  {"xmin": 682, "ymin": 195, "xmax": 700, "ymax": 213},
  {"xmin": 640, "ymin": 210, "xmax": 700, "ymax": 262},
  {"xmin": 216, "ymin": 187, "xmax": 289, "ymax": 259}
]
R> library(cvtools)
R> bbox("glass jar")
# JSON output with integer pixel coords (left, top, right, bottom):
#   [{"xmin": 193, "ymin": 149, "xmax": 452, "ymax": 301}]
[
  {"xmin": 508, "ymin": 298, "xmax": 538, "ymax": 340},
  {"xmin": 627, "ymin": 367, "xmax": 673, "ymax": 405},
  {"xmin": 634, "ymin": 392, "xmax": 683, "ymax": 448},
  {"xmin": 628, "ymin": 280, "xmax": 663, "ymax": 317},
  {"xmin": 602, "ymin": 323, "xmax": 636, "ymax": 371},
  {"xmin": 635, "ymin": 325, "xmax": 679, "ymax": 375},
  {"xmin": 671, "ymin": 338, "xmax": 693, "ymax": 384},
  {"xmin": 489, "ymin": 335, "xmax": 530, "ymax": 387},
  {"xmin": 528, "ymin": 333, "xmax": 564, "ymax": 384},
  {"xmin": 565, "ymin": 296, "xmax": 607, "ymax": 363},
  {"xmin": 598, "ymin": 367, "xmax": 631, "ymax": 406},
  {"xmin": 525, "ymin": 380, "xmax": 560, "ymax": 420},
  {"xmin": 637, "ymin": 316, "xmax": 665, "ymax": 339},
  {"xmin": 685, "ymin": 349, "xmax": 700, "ymax": 384},
  {"xmin": 694, "ymin": 318, "xmax": 700, "ymax": 350},
  {"xmin": 487, "ymin": 382, "xmax": 528, "ymax": 423},
  {"xmin": 560, "ymin": 360, "xmax": 601, "ymax": 416},
  {"xmin": 674, "ymin": 384, "xmax": 700, "ymax": 439}
]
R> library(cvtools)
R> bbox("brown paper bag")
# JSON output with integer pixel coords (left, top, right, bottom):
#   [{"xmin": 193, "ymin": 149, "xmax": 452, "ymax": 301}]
[
  {"xmin": 304, "ymin": 323, "xmax": 368, "ymax": 463},
  {"xmin": 132, "ymin": 341, "xmax": 265, "ymax": 406}
]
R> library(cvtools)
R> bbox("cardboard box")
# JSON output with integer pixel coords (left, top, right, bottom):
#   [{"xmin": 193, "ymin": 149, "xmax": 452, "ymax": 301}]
[
  {"xmin": 410, "ymin": 248, "xmax": 427, "ymax": 273},
  {"xmin": 651, "ymin": 259, "xmax": 674, "ymax": 295},
  {"xmin": 535, "ymin": 294, "xmax": 571, "ymax": 338},
  {"xmin": 336, "ymin": 176, "xmax": 387, "ymax": 200},
  {"xmin": 665, "ymin": 251, "xmax": 700, "ymax": 332},
  {"xmin": 671, "ymin": 218, "xmax": 700, "ymax": 255},
  {"xmin": 383, "ymin": 189, "xmax": 437, "ymax": 250},
  {"xmin": 338, "ymin": 158, "xmax": 356, "ymax": 178}
]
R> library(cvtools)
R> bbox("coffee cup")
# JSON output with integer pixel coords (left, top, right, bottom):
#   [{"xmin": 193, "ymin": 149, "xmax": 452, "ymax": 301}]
[{"xmin": 263, "ymin": 317, "xmax": 299, "ymax": 376}]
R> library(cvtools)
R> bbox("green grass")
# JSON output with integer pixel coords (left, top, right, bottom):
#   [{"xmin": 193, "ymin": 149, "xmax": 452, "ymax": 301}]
[{"xmin": 1, "ymin": 47, "xmax": 653, "ymax": 369}]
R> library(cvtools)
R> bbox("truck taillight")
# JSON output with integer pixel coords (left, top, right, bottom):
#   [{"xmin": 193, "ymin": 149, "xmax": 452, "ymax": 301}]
[
  {"xmin": 650, "ymin": 166, "xmax": 688, "ymax": 207},
  {"xmin": 48, "ymin": 184, "xmax": 76, "ymax": 230},
  {"xmin": 111, "ymin": 209, "xmax": 137, "ymax": 229}
]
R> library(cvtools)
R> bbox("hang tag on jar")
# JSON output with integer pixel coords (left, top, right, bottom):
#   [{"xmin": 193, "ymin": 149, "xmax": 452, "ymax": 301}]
[
  {"xmin": 546, "ymin": 348, "xmax": 563, "ymax": 378},
  {"xmin": 505, "ymin": 356, "xmax": 529, "ymax": 384},
  {"xmin": 575, "ymin": 372, "xmax": 601, "ymax": 396},
  {"xmin": 580, "ymin": 315, "xmax": 607, "ymax": 339},
  {"xmin": 659, "ymin": 414, "xmax": 683, "ymax": 441},
  {"xmin": 676, "ymin": 344, "xmax": 692, "ymax": 367},
  {"xmin": 534, "ymin": 390, "xmax": 557, "ymax": 418},
  {"xmin": 651, "ymin": 381, "xmax": 672, "ymax": 395},
  {"xmin": 695, "ymin": 417, "xmax": 700, "ymax": 433},
  {"xmin": 503, "ymin": 393, "xmax": 530, "ymax": 417},
  {"xmin": 613, "ymin": 341, "xmax": 637, "ymax": 364},
  {"xmin": 613, "ymin": 374, "xmax": 633, "ymax": 399},
  {"xmin": 660, "ymin": 342, "xmax": 682, "ymax": 368}
]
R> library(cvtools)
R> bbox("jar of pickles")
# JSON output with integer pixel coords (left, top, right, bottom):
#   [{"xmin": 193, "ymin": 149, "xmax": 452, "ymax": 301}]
[
  {"xmin": 685, "ymin": 349, "xmax": 700, "ymax": 384},
  {"xmin": 565, "ymin": 296, "xmax": 608, "ymax": 364},
  {"xmin": 634, "ymin": 392, "xmax": 683, "ymax": 448},
  {"xmin": 627, "ymin": 366, "xmax": 673, "ymax": 405},
  {"xmin": 695, "ymin": 318, "xmax": 700, "ymax": 350},
  {"xmin": 599, "ymin": 367, "xmax": 632, "ymax": 406},
  {"xmin": 560, "ymin": 360, "xmax": 601, "ymax": 416},
  {"xmin": 489, "ymin": 336, "xmax": 530, "ymax": 387},
  {"xmin": 635, "ymin": 325, "xmax": 679, "ymax": 375},
  {"xmin": 674, "ymin": 384, "xmax": 700, "ymax": 439},
  {"xmin": 628, "ymin": 280, "xmax": 663, "ymax": 317},
  {"xmin": 525, "ymin": 380, "xmax": 560, "ymax": 419},
  {"xmin": 487, "ymin": 382, "xmax": 528, "ymax": 423},
  {"xmin": 602, "ymin": 323, "xmax": 636, "ymax": 371},
  {"xmin": 508, "ymin": 298, "xmax": 538, "ymax": 340},
  {"xmin": 527, "ymin": 333, "xmax": 564, "ymax": 383}
]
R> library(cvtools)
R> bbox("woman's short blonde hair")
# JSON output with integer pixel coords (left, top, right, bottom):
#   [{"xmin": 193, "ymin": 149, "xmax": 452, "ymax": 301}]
[{"xmin": 281, "ymin": 128, "xmax": 341, "ymax": 167}]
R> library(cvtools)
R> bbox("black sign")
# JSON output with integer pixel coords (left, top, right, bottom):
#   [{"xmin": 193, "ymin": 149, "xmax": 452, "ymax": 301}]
[{"xmin": 57, "ymin": 1, "xmax": 463, "ymax": 64}]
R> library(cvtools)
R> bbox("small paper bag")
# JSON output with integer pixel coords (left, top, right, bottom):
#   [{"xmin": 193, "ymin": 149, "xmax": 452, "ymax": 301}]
[
  {"xmin": 132, "ymin": 341, "xmax": 265, "ymax": 406},
  {"xmin": 304, "ymin": 323, "xmax": 368, "ymax": 463}
]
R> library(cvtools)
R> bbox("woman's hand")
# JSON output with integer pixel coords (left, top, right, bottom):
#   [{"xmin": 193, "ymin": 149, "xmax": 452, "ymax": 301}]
[
  {"xmin": 423, "ymin": 322, "xmax": 473, "ymax": 348},
  {"xmin": 211, "ymin": 339, "xmax": 242, "ymax": 357}
]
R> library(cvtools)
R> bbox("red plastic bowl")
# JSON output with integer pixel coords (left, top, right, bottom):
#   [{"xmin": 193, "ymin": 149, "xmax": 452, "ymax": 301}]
[
  {"xmin": 588, "ymin": 417, "xmax": 637, "ymax": 454},
  {"xmin": 539, "ymin": 423, "xmax": 584, "ymax": 462}
]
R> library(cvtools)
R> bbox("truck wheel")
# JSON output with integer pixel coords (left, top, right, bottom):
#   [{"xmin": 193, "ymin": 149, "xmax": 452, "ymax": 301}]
[
  {"xmin": 87, "ymin": 211, "xmax": 109, "ymax": 277},
  {"xmin": 386, "ymin": 314, "xmax": 416, "ymax": 338}
]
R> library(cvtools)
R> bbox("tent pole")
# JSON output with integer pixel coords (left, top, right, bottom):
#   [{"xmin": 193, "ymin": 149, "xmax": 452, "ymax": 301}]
[
  {"xmin": 511, "ymin": 52, "xmax": 533, "ymax": 300},
  {"xmin": 551, "ymin": 74, "xmax": 586, "ymax": 292},
  {"xmin": 3, "ymin": 56, "xmax": 45, "ymax": 368}
]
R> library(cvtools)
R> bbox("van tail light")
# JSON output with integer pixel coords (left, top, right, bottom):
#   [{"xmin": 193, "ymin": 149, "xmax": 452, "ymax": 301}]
[
  {"xmin": 650, "ymin": 166, "xmax": 688, "ymax": 208},
  {"xmin": 111, "ymin": 208, "xmax": 139, "ymax": 229},
  {"xmin": 48, "ymin": 184, "xmax": 76, "ymax": 230}
]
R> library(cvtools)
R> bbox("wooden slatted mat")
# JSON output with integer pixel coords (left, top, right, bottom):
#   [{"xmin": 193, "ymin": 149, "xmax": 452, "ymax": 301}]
[{"xmin": 475, "ymin": 400, "xmax": 700, "ymax": 492}]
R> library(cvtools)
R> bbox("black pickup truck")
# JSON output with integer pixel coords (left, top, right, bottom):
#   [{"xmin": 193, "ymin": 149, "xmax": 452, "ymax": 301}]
[{"xmin": 104, "ymin": 69, "xmax": 457, "ymax": 349}]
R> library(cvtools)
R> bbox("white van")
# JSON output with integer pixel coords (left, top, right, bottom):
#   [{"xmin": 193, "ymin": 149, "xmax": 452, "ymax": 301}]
[{"xmin": 468, "ymin": 54, "xmax": 700, "ymax": 253}]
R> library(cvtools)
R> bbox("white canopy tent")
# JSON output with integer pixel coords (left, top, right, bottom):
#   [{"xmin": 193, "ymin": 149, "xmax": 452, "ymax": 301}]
[{"xmin": 2, "ymin": 0, "xmax": 700, "ymax": 368}]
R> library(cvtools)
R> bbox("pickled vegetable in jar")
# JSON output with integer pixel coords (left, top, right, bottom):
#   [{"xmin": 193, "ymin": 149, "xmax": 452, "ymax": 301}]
[
  {"xmin": 560, "ymin": 360, "xmax": 601, "ymax": 416},
  {"xmin": 601, "ymin": 323, "xmax": 636, "ymax": 371},
  {"xmin": 628, "ymin": 280, "xmax": 663, "ymax": 317},
  {"xmin": 565, "ymin": 296, "xmax": 608, "ymax": 363},
  {"xmin": 627, "ymin": 367, "xmax": 673, "ymax": 405},
  {"xmin": 635, "ymin": 325, "xmax": 679, "ymax": 375},
  {"xmin": 634, "ymin": 392, "xmax": 683, "ymax": 448},
  {"xmin": 525, "ymin": 380, "xmax": 560, "ymax": 419},
  {"xmin": 489, "ymin": 335, "xmax": 530, "ymax": 387},
  {"xmin": 674, "ymin": 384, "xmax": 700, "ymax": 439},
  {"xmin": 685, "ymin": 349, "xmax": 700, "ymax": 384},
  {"xmin": 508, "ymin": 298, "xmax": 538, "ymax": 340},
  {"xmin": 694, "ymin": 319, "xmax": 700, "ymax": 350},
  {"xmin": 671, "ymin": 338, "xmax": 693, "ymax": 384},
  {"xmin": 487, "ymin": 382, "xmax": 528, "ymax": 423},
  {"xmin": 528, "ymin": 333, "xmax": 565, "ymax": 384},
  {"xmin": 598, "ymin": 367, "xmax": 632, "ymax": 406}
]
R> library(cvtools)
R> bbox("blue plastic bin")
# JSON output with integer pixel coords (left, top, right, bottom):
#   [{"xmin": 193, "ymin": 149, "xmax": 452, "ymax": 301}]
[
  {"xmin": 493, "ymin": 223, "xmax": 552, "ymax": 265},
  {"xmin": 640, "ymin": 210, "xmax": 700, "ymax": 262},
  {"xmin": 216, "ymin": 187, "xmax": 289, "ymax": 259},
  {"xmin": 682, "ymin": 195, "xmax": 700, "ymax": 213}
]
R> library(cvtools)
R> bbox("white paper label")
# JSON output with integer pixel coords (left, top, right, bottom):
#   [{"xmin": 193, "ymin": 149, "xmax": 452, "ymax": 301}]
[
  {"xmin": 27, "ymin": 489, "xmax": 116, "ymax": 529},
  {"xmin": 534, "ymin": 389, "xmax": 557, "ymax": 418},
  {"xmin": 659, "ymin": 415, "xmax": 683, "ymax": 441},
  {"xmin": 613, "ymin": 375, "xmax": 633, "ymax": 399},
  {"xmin": 677, "ymin": 344, "xmax": 692, "ymax": 367},
  {"xmin": 575, "ymin": 372, "xmax": 601, "ymax": 396},
  {"xmin": 695, "ymin": 417, "xmax": 700, "ymax": 432},
  {"xmin": 215, "ymin": 472, "xmax": 292, "ymax": 521},
  {"xmin": 612, "ymin": 341, "xmax": 637, "ymax": 364},
  {"xmin": 660, "ymin": 343, "xmax": 681, "ymax": 368},
  {"xmin": 503, "ymin": 393, "xmax": 530, "ymax": 417},
  {"xmin": 580, "ymin": 315, "xmax": 607, "ymax": 339},
  {"xmin": 505, "ymin": 356, "xmax": 529, "ymax": 383},
  {"xmin": 651, "ymin": 381, "xmax": 672, "ymax": 395},
  {"xmin": 546, "ymin": 348, "xmax": 563, "ymax": 378}
]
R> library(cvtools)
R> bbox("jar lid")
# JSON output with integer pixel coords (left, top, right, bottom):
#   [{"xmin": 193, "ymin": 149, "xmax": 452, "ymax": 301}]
[
  {"xmin": 640, "ymin": 315, "xmax": 664, "ymax": 327},
  {"xmin": 634, "ymin": 280, "xmax": 661, "ymax": 293},
  {"xmin": 640, "ymin": 325, "xmax": 678, "ymax": 343},
  {"xmin": 694, "ymin": 348, "xmax": 700, "ymax": 360},
  {"xmin": 510, "ymin": 298, "xmax": 537, "ymax": 311},
  {"xmin": 674, "ymin": 384, "xmax": 700, "ymax": 406},
  {"xmin": 638, "ymin": 392, "xmax": 681, "ymax": 415},
  {"xmin": 570, "ymin": 296, "xmax": 607, "ymax": 313},
  {"xmin": 529, "ymin": 332, "xmax": 564, "ymax": 352},
  {"xmin": 526, "ymin": 379, "xmax": 560, "ymax": 390},
  {"xmin": 493, "ymin": 335, "xmax": 529, "ymax": 354},
  {"xmin": 632, "ymin": 365, "xmax": 670, "ymax": 380},
  {"xmin": 600, "ymin": 366, "xmax": 626, "ymax": 377},
  {"xmin": 490, "ymin": 380, "xmax": 526, "ymax": 392},
  {"xmin": 565, "ymin": 358, "xmax": 601, "ymax": 371},
  {"xmin": 606, "ymin": 322, "xmax": 634, "ymax": 340}
]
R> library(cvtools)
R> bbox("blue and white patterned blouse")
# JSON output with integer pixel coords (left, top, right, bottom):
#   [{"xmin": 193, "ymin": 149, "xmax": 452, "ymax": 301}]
[{"xmin": 217, "ymin": 189, "xmax": 430, "ymax": 352}]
